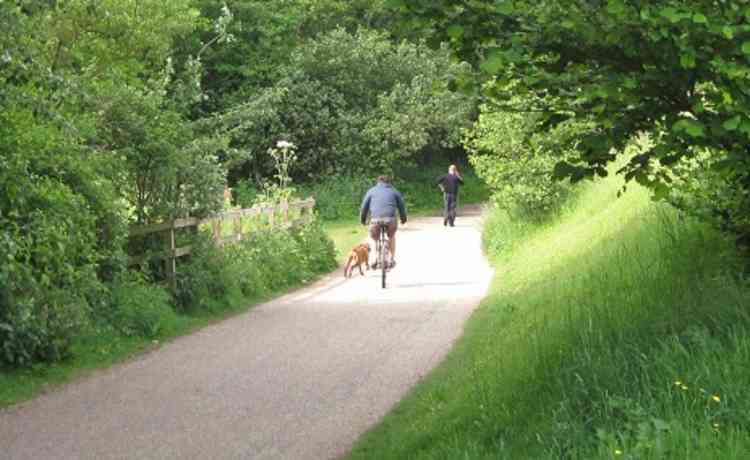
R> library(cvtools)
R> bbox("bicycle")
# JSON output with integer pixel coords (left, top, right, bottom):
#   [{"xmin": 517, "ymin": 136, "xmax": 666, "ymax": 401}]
[{"xmin": 372, "ymin": 220, "xmax": 391, "ymax": 289}]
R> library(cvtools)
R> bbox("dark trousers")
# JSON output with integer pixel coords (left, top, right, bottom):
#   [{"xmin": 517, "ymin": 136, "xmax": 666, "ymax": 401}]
[{"xmin": 443, "ymin": 193, "xmax": 457, "ymax": 225}]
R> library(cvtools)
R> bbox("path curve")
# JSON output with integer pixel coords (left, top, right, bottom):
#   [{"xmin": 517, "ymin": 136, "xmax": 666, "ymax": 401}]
[{"xmin": 0, "ymin": 206, "xmax": 493, "ymax": 460}]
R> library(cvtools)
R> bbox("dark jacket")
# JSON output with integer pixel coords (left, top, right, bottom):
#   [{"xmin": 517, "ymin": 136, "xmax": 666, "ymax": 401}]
[
  {"xmin": 436, "ymin": 173, "xmax": 464, "ymax": 195},
  {"xmin": 360, "ymin": 182, "xmax": 407, "ymax": 225}
]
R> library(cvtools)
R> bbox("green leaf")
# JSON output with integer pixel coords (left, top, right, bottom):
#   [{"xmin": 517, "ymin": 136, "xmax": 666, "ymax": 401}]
[
  {"xmin": 652, "ymin": 182, "xmax": 670, "ymax": 201},
  {"xmin": 722, "ymin": 115, "xmax": 741, "ymax": 131},
  {"xmin": 495, "ymin": 1, "xmax": 514, "ymax": 15},
  {"xmin": 446, "ymin": 25, "xmax": 464, "ymax": 40},
  {"xmin": 480, "ymin": 51, "xmax": 504, "ymax": 75},
  {"xmin": 680, "ymin": 53, "xmax": 695, "ymax": 69},
  {"xmin": 692, "ymin": 13, "xmax": 707, "ymax": 24},
  {"xmin": 552, "ymin": 161, "xmax": 576, "ymax": 180},
  {"xmin": 742, "ymin": 42, "xmax": 750, "ymax": 55},
  {"xmin": 659, "ymin": 7, "xmax": 681, "ymax": 23},
  {"xmin": 672, "ymin": 119, "xmax": 705, "ymax": 138},
  {"xmin": 606, "ymin": 0, "xmax": 626, "ymax": 16},
  {"xmin": 384, "ymin": 0, "xmax": 406, "ymax": 9},
  {"xmin": 711, "ymin": 158, "xmax": 735, "ymax": 174}
]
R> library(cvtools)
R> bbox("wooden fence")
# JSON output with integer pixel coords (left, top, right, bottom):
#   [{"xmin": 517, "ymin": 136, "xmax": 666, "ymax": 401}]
[{"xmin": 128, "ymin": 198, "xmax": 316, "ymax": 290}]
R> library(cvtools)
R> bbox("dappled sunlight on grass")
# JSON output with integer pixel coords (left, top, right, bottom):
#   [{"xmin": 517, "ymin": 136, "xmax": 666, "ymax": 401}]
[{"xmin": 348, "ymin": 171, "xmax": 750, "ymax": 459}]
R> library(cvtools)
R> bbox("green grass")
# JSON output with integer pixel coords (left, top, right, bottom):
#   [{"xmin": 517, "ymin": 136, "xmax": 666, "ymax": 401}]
[
  {"xmin": 348, "ymin": 172, "xmax": 750, "ymax": 459},
  {"xmin": 325, "ymin": 219, "xmax": 370, "ymax": 261}
]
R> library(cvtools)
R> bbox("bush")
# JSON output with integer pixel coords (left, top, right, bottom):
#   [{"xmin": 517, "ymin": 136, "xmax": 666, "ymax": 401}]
[
  {"xmin": 109, "ymin": 273, "xmax": 177, "ymax": 338},
  {"xmin": 667, "ymin": 150, "xmax": 750, "ymax": 250},
  {"xmin": 232, "ymin": 179, "xmax": 260, "ymax": 209},
  {"xmin": 464, "ymin": 101, "xmax": 593, "ymax": 220},
  {"xmin": 299, "ymin": 176, "xmax": 372, "ymax": 221},
  {"xmin": 220, "ymin": 28, "xmax": 474, "ymax": 182},
  {"xmin": 174, "ymin": 232, "xmax": 242, "ymax": 313},
  {"xmin": 289, "ymin": 220, "xmax": 338, "ymax": 275},
  {"xmin": 0, "ymin": 109, "xmax": 124, "ymax": 366},
  {"xmin": 174, "ymin": 218, "xmax": 337, "ymax": 314}
]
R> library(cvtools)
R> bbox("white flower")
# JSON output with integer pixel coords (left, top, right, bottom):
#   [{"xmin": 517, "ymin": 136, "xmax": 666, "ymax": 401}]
[{"xmin": 276, "ymin": 140, "xmax": 295, "ymax": 149}]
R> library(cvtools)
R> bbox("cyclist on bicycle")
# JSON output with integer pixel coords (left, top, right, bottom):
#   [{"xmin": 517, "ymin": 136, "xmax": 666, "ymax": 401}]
[{"xmin": 359, "ymin": 175, "xmax": 407, "ymax": 268}]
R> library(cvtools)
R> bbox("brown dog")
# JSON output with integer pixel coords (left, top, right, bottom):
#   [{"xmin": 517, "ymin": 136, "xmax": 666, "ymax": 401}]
[{"xmin": 344, "ymin": 243, "xmax": 371, "ymax": 278}]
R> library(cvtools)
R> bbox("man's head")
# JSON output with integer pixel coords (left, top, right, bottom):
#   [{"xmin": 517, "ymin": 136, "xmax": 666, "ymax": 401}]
[
  {"xmin": 449, "ymin": 164, "xmax": 458, "ymax": 175},
  {"xmin": 377, "ymin": 175, "xmax": 391, "ymax": 184}
]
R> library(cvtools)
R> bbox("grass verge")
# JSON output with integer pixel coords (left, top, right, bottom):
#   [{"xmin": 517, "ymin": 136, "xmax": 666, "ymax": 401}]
[{"xmin": 347, "ymin": 172, "xmax": 750, "ymax": 459}]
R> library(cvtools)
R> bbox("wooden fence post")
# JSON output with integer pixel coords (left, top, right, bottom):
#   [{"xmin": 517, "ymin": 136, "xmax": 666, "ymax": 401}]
[
  {"xmin": 129, "ymin": 200, "xmax": 317, "ymax": 275},
  {"xmin": 212, "ymin": 219, "xmax": 221, "ymax": 245},
  {"xmin": 234, "ymin": 213, "xmax": 243, "ymax": 242},
  {"xmin": 165, "ymin": 221, "xmax": 177, "ymax": 292},
  {"xmin": 304, "ymin": 198, "xmax": 314, "ymax": 224},
  {"xmin": 281, "ymin": 200, "xmax": 289, "ymax": 226}
]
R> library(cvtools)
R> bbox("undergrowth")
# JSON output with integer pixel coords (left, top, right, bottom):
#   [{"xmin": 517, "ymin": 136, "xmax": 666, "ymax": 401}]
[{"xmin": 0, "ymin": 219, "xmax": 336, "ymax": 408}]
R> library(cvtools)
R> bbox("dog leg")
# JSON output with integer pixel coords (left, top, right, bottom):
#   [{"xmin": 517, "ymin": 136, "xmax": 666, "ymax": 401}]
[{"xmin": 344, "ymin": 257, "xmax": 352, "ymax": 278}]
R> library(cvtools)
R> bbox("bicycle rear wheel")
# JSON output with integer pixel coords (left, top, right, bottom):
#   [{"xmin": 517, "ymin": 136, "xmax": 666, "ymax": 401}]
[{"xmin": 380, "ymin": 225, "xmax": 387, "ymax": 289}]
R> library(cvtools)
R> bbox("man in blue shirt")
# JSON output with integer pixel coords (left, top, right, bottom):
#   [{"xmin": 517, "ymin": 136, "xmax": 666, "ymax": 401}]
[{"xmin": 360, "ymin": 176, "xmax": 407, "ymax": 268}]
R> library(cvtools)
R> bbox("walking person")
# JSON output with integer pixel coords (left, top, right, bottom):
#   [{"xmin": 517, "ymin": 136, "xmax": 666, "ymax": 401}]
[{"xmin": 436, "ymin": 164, "xmax": 463, "ymax": 227}]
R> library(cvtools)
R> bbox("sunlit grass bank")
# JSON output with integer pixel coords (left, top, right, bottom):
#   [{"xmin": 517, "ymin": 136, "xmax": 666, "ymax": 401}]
[{"xmin": 348, "ymin": 173, "xmax": 750, "ymax": 459}]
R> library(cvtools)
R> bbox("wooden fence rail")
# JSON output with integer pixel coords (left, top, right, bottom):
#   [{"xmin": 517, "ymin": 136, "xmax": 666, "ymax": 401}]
[{"xmin": 128, "ymin": 198, "xmax": 316, "ymax": 290}]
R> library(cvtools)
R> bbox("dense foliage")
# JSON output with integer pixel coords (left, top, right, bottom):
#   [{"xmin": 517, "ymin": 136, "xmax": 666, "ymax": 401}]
[
  {"xmin": 192, "ymin": 0, "xmax": 398, "ymax": 106},
  {"xmin": 215, "ymin": 28, "xmax": 475, "ymax": 182},
  {"xmin": 3, "ymin": 1, "xmax": 440, "ymax": 367},
  {"xmin": 391, "ymin": 0, "xmax": 750, "ymax": 241},
  {"xmin": 174, "ymin": 221, "xmax": 336, "ymax": 314},
  {"xmin": 464, "ymin": 98, "xmax": 595, "ymax": 218}
]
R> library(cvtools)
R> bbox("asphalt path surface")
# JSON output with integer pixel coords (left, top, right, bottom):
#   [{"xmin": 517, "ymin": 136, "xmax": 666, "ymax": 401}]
[{"xmin": 0, "ymin": 206, "xmax": 493, "ymax": 460}]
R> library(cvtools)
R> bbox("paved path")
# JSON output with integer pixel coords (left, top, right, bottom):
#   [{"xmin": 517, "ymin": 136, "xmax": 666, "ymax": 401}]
[{"xmin": 0, "ymin": 207, "xmax": 493, "ymax": 460}]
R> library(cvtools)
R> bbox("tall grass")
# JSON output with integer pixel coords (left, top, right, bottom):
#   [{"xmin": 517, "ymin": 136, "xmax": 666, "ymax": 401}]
[{"xmin": 348, "ymin": 172, "xmax": 750, "ymax": 459}]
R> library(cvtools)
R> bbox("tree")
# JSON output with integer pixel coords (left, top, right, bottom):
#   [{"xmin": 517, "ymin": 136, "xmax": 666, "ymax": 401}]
[
  {"xmin": 213, "ymin": 28, "xmax": 475, "ymax": 182},
  {"xmin": 465, "ymin": 96, "xmax": 594, "ymax": 219},
  {"xmin": 0, "ymin": 0, "xmax": 227, "ymax": 365},
  {"xmin": 390, "ymin": 0, "xmax": 750, "ymax": 239},
  {"xmin": 191, "ymin": 0, "xmax": 400, "ymax": 112}
]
